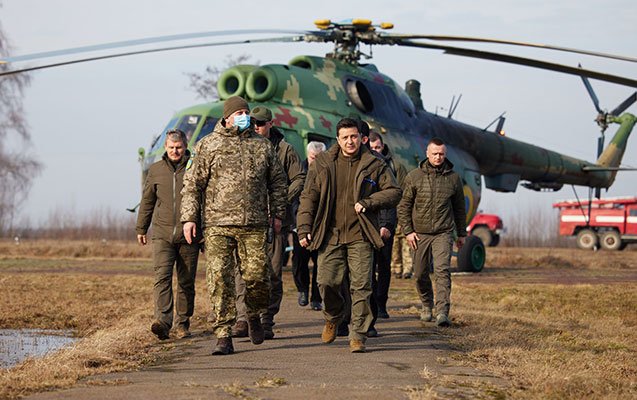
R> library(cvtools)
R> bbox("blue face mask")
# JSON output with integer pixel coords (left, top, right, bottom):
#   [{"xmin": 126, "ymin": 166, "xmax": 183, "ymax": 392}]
[{"xmin": 233, "ymin": 114, "xmax": 250, "ymax": 131}]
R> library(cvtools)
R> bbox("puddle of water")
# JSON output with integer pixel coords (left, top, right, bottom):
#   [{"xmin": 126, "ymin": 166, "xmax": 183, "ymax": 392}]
[{"xmin": 0, "ymin": 329, "xmax": 77, "ymax": 369}]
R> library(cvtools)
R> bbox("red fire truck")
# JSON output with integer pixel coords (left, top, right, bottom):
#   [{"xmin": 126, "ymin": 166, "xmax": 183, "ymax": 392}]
[
  {"xmin": 553, "ymin": 197, "xmax": 637, "ymax": 250},
  {"xmin": 467, "ymin": 212, "xmax": 504, "ymax": 247}
]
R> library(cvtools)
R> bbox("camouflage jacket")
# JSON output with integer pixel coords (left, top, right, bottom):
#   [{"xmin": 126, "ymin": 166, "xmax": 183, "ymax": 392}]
[
  {"xmin": 136, "ymin": 151, "xmax": 200, "ymax": 243},
  {"xmin": 297, "ymin": 144, "xmax": 402, "ymax": 251},
  {"xmin": 397, "ymin": 158, "xmax": 467, "ymax": 237},
  {"xmin": 270, "ymin": 127, "xmax": 306, "ymax": 227},
  {"xmin": 180, "ymin": 120, "xmax": 287, "ymax": 228}
]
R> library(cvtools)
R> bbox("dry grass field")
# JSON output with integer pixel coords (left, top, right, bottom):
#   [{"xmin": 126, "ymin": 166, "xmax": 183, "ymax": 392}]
[{"xmin": 0, "ymin": 240, "xmax": 635, "ymax": 399}]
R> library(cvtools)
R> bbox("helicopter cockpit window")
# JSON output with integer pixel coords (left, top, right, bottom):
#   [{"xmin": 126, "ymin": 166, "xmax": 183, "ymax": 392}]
[
  {"xmin": 176, "ymin": 114, "xmax": 201, "ymax": 142},
  {"xmin": 196, "ymin": 117, "xmax": 218, "ymax": 142}
]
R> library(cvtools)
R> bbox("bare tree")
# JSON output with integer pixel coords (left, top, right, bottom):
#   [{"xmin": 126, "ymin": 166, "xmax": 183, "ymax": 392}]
[
  {"xmin": 0, "ymin": 13, "xmax": 42, "ymax": 236},
  {"xmin": 185, "ymin": 54, "xmax": 257, "ymax": 101}
]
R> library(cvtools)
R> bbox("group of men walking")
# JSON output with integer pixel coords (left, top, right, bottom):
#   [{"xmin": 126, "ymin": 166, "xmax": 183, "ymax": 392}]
[{"xmin": 135, "ymin": 95, "xmax": 466, "ymax": 355}]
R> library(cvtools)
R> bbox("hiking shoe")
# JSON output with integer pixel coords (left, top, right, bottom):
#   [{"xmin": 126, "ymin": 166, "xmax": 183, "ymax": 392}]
[
  {"xmin": 263, "ymin": 325, "xmax": 275, "ymax": 340},
  {"xmin": 321, "ymin": 321, "xmax": 337, "ymax": 344},
  {"xmin": 311, "ymin": 300, "xmax": 323, "ymax": 311},
  {"xmin": 336, "ymin": 322, "xmax": 349, "ymax": 337},
  {"xmin": 212, "ymin": 337, "xmax": 234, "ymax": 355},
  {"xmin": 378, "ymin": 308, "xmax": 390, "ymax": 319},
  {"xmin": 420, "ymin": 307, "xmax": 433, "ymax": 322},
  {"xmin": 366, "ymin": 327, "xmax": 379, "ymax": 338},
  {"xmin": 298, "ymin": 291, "xmax": 309, "ymax": 306},
  {"xmin": 402, "ymin": 272, "xmax": 412, "ymax": 279},
  {"xmin": 436, "ymin": 314, "xmax": 451, "ymax": 327},
  {"xmin": 248, "ymin": 317, "xmax": 265, "ymax": 345},
  {"xmin": 232, "ymin": 320, "xmax": 249, "ymax": 337},
  {"xmin": 175, "ymin": 326, "xmax": 191, "ymax": 339},
  {"xmin": 151, "ymin": 321, "xmax": 170, "ymax": 340},
  {"xmin": 349, "ymin": 339, "xmax": 366, "ymax": 353},
  {"xmin": 393, "ymin": 272, "xmax": 403, "ymax": 279}
]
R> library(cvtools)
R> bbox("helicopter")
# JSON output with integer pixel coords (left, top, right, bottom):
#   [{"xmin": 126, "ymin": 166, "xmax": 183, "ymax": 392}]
[{"xmin": 2, "ymin": 19, "xmax": 636, "ymax": 272}]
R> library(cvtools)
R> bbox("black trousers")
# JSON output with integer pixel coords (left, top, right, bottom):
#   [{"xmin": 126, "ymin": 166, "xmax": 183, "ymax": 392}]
[{"xmin": 291, "ymin": 231, "xmax": 321, "ymax": 303}]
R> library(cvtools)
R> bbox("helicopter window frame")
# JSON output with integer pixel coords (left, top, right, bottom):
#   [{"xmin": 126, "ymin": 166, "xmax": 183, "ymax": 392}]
[
  {"xmin": 150, "ymin": 116, "xmax": 179, "ymax": 154},
  {"xmin": 196, "ymin": 116, "xmax": 218, "ymax": 143}
]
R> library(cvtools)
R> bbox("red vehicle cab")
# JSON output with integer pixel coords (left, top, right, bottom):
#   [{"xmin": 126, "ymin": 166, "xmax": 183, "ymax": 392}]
[
  {"xmin": 553, "ymin": 196, "xmax": 637, "ymax": 250},
  {"xmin": 467, "ymin": 212, "xmax": 504, "ymax": 247}
]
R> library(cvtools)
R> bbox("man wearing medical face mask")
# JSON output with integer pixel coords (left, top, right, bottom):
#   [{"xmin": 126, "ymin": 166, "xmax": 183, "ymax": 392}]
[{"xmin": 181, "ymin": 96, "xmax": 287, "ymax": 356}]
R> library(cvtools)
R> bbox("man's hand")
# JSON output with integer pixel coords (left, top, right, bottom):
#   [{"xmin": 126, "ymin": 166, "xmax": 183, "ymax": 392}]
[
  {"xmin": 272, "ymin": 218, "xmax": 282, "ymax": 234},
  {"xmin": 183, "ymin": 222, "xmax": 197, "ymax": 244},
  {"xmin": 299, "ymin": 233, "xmax": 312, "ymax": 248},
  {"xmin": 137, "ymin": 234, "xmax": 147, "ymax": 246},
  {"xmin": 456, "ymin": 236, "xmax": 465, "ymax": 250},
  {"xmin": 380, "ymin": 227, "xmax": 391, "ymax": 240},
  {"xmin": 406, "ymin": 232, "xmax": 419, "ymax": 250},
  {"xmin": 354, "ymin": 202, "xmax": 366, "ymax": 214}
]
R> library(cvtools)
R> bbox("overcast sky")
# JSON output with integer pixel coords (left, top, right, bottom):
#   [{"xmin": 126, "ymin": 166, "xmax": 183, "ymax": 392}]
[{"xmin": 2, "ymin": 0, "xmax": 636, "ymax": 227}]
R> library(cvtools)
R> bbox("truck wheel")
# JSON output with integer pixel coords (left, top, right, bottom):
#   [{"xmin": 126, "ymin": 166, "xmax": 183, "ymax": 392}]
[
  {"xmin": 490, "ymin": 234, "xmax": 500, "ymax": 247},
  {"xmin": 472, "ymin": 227, "xmax": 493, "ymax": 247},
  {"xmin": 600, "ymin": 231, "xmax": 622, "ymax": 251},
  {"xmin": 576, "ymin": 229, "xmax": 598, "ymax": 250},
  {"xmin": 458, "ymin": 236, "xmax": 485, "ymax": 273}
]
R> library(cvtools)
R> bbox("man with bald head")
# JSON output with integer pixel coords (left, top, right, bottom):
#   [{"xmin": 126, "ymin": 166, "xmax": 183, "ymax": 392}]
[{"xmin": 397, "ymin": 137, "xmax": 466, "ymax": 327}]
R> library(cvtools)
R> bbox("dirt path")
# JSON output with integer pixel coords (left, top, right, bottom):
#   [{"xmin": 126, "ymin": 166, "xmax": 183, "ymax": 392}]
[{"xmin": 25, "ymin": 296, "xmax": 505, "ymax": 399}]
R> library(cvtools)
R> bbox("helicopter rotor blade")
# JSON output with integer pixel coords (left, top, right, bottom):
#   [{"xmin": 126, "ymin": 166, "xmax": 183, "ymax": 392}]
[
  {"xmin": 0, "ymin": 29, "xmax": 306, "ymax": 64},
  {"xmin": 384, "ymin": 34, "xmax": 637, "ymax": 63},
  {"xmin": 396, "ymin": 39, "xmax": 637, "ymax": 88},
  {"xmin": 610, "ymin": 92, "xmax": 637, "ymax": 116},
  {"xmin": 578, "ymin": 65, "xmax": 602, "ymax": 114},
  {"xmin": 0, "ymin": 36, "xmax": 302, "ymax": 77}
]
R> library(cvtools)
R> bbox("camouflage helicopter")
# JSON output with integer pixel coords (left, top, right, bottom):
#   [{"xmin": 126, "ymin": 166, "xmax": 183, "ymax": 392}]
[{"xmin": 2, "ymin": 19, "xmax": 636, "ymax": 272}]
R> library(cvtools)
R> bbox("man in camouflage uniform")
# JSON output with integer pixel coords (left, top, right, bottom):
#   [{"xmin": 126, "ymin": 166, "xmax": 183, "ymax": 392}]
[
  {"xmin": 181, "ymin": 96, "xmax": 287, "ymax": 355},
  {"xmin": 232, "ymin": 105, "xmax": 306, "ymax": 340},
  {"xmin": 397, "ymin": 137, "xmax": 466, "ymax": 327},
  {"xmin": 136, "ymin": 129, "xmax": 200, "ymax": 340},
  {"xmin": 297, "ymin": 117, "xmax": 401, "ymax": 353}
]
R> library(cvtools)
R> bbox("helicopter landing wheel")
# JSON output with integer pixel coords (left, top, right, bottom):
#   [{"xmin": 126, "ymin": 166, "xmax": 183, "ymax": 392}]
[{"xmin": 457, "ymin": 235, "xmax": 485, "ymax": 273}]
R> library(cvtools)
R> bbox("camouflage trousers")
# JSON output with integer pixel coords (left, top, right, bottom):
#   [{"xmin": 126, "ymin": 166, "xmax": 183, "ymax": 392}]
[
  {"xmin": 317, "ymin": 241, "xmax": 374, "ymax": 342},
  {"xmin": 412, "ymin": 232, "xmax": 453, "ymax": 316},
  {"xmin": 205, "ymin": 226, "xmax": 270, "ymax": 338},
  {"xmin": 391, "ymin": 229, "xmax": 413, "ymax": 276},
  {"xmin": 235, "ymin": 228, "xmax": 286, "ymax": 327},
  {"xmin": 152, "ymin": 239, "xmax": 199, "ymax": 330}
]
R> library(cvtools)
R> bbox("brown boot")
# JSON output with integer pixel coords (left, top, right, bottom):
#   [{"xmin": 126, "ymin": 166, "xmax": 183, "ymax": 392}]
[
  {"xmin": 212, "ymin": 337, "xmax": 234, "ymax": 355},
  {"xmin": 151, "ymin": 321, "xmax": 170, "ymax": 340},
  {"xmin": 321, "ymin": 321, "xmax": 337, "ymax": 344},
  {"xmin": 231, "ymin": 320, "xmax": 248, "ymax": 338},
  {"xmin": 174, "ymin": 325, "xmax": 191, "ymax": 339},
  {"xmin": 248, "ymin": 317, "xmax": 265, "ymax": 345},
  {"xmin": 349, "ymin": 338, "xmax": 366, "ymax": 353}
]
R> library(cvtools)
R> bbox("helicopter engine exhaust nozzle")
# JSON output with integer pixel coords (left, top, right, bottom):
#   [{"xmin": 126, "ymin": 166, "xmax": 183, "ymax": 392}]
[
  {"xmin": 595, "ymin": 113, "xmax": 636, "ymax": 186},
  {"xmin": 217, "ymin": 64, "xmax": 258, "ymax": 100},
  {"xmin": 247, "ymin": 67, "xmax": 278, "ymax": 101}
]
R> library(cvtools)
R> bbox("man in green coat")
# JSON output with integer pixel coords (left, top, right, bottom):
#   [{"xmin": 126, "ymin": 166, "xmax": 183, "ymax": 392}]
[
  {"xmin": 136, "ymin": 129, "xmax": 200, "ymax": 340},
  {"xmin": 297, "ymin": 117, "xmax": 401, "ymax": 353},
  {"xmin": 397, "ymin": 137, "xmax": 466, "ymax": 327}
]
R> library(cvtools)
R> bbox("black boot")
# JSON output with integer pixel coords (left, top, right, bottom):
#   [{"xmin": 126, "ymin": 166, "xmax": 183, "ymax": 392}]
[
  {"xmin": 212, "ymin": 337, "xmax": 234, "ymax": 355},
  {"xmin": 248, "ymin": 317, "xmax": 265, "ymax": 345}
]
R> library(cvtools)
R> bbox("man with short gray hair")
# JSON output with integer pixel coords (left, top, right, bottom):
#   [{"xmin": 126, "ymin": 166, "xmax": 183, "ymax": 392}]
[{"xmin": 136, "ymin": 129, "xmax": 200, "ymax": 340}]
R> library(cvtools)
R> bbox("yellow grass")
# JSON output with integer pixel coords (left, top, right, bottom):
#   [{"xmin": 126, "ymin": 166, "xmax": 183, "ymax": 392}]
[{"xmin": 1, "ymin": 241, "xmax": 636, "ymax": 399}]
